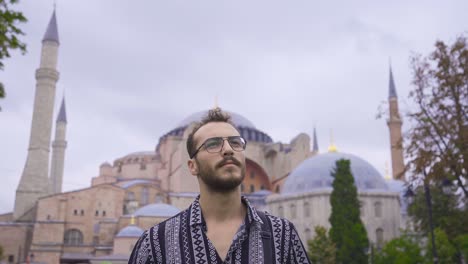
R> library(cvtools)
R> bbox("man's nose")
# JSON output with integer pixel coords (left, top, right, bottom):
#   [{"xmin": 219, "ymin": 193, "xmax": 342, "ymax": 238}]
[{"xmin": 221, "ymin": 139, "xmax": 234, "ymax": 156}]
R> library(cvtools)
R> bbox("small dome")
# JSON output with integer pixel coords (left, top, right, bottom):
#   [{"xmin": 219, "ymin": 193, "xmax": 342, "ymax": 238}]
[
  {"xmin": 116, "ymin": 225, "xmax": 144, "ymax": 238},
  {"xmin": 134, "ymin": 203, "xmax": 180, "ymax": 217},
  {"xmin": 178, "ymin": 110, "xmax": 256, "ymax": 129},
  {"xmin": 283, "ymin": 152, "xmax": 389, "ymax": 195}
]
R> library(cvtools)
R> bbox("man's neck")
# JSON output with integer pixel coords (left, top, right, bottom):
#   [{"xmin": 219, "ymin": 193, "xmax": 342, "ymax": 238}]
[{"xmin": 199, "ymin": 187, "xmax": 245, "ymax": 222}]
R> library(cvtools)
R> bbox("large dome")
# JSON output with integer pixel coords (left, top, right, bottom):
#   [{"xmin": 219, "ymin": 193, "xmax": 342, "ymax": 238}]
[
  {"xmin": 157, "ymin": 109, "xmax": 273, "ymax": 148},
  {"xmin": 282, "ymin": 152, "xmax": 389, "ymax": 195},
  {"xmin": 178, "ymin": 110, "xmax": 256, "ymax": 129},
  {"xmin": 134, "ymin": 203, "xmax": 181, "ymax": 217}
]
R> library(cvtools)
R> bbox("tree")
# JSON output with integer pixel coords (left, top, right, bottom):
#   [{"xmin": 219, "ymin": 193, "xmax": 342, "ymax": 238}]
[
  {"xmin": 453, "ymin": 234, "xmax": 468, "ymax": 263},
  {"xmin": 407, "ymin": 185, "xmax": 468, "ymax": 240},
  {"xmin": 329, "ymin": 159, "xmax": 369, "ymax": 264},
  {"xmin": 0, "ymin": 0, "xmax": 27, "ymax": 110},
  {"xmin": 425, "ymin": 228, "xmax": 457, "ymax": 264},
  {"xmin": 307, "ymin": 226, "xmax": 336, "ymax": 264},
  {"xmin": 373, "ymin": 233, "xmax": 424, "ymax": 264},
  {"xmin": 405, "ymin": 35, "xmax": 468, "ymax": 196}
]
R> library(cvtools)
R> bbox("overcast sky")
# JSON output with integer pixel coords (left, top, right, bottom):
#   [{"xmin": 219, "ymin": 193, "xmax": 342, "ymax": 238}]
[{"xmin": 0, "ymin": 1, "xmax": 466, "ymax": 213}]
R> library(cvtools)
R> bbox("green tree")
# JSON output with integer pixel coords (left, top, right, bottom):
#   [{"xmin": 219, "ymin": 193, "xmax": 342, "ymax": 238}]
[
  {"xmin": 329, "ymin": 159, "xmax": 369, "ymax": 264},
  {"xmin": 373, "ymin": 233, "xmax": 424, "ymax": 264},
  {"xmin": 405, "ymin": 35, "xmax": 468, "ymax": 196},
  {"xmin": 307, "ymin": 226, "xmax": 336, "ymax": 264},
  {"xmin": 453, "ymin": 234, "xmax": 468, "ymax": 263},
  {"xmin": 0, "ymin": 0, "xmax": 27, "ymax": 110},
  {"xmin": 425, "ymin": 228, "xmax": 457, "ymax": 264},
  {"xmin": 407, "ymin": 185, "xmax": 468, "ymax": 240}
]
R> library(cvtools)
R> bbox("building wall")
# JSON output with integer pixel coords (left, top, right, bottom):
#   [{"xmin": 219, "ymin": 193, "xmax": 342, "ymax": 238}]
[{"xmin": 0, "ymin": 224, "xmax": 32, "ymax": 264}]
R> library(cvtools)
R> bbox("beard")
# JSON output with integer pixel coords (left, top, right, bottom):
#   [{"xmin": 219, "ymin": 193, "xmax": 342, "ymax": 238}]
[{"xmin": 196, "ymin": 156, "xmax": 246, "ymax": 192}]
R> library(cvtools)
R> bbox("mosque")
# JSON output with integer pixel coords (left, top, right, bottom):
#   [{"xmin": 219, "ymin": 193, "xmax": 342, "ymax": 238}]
[{"xmin": 0, "ymin": 10, "xmax": 406, "ymax": 264}]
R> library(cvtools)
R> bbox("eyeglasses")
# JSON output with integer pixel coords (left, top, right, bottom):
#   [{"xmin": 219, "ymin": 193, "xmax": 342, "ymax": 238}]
[{"xmin": 190, "ymin": 136, "xmax": 247, "ymax": 159}]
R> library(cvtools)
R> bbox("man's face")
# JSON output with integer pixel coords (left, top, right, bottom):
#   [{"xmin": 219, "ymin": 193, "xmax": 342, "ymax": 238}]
[{"xmin": 189, "ymin": 122, "xmax": 246, "ymax": 192}]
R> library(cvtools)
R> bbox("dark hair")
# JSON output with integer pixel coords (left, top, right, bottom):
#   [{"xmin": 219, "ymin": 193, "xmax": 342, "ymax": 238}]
[{"xmin": 186, "ymin": 108, "xmax": 237, "ymax": 157}]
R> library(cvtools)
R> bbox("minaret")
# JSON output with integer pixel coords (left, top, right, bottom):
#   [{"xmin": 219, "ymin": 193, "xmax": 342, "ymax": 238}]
[
  {"xmin": 386, "ymin": 65, "xmax": 405, "ymax": 181},
  {"xmin": 312, "ymin": 127, "xmax": 319, "ymax": 153},
  {"xmin": 14, "ymin": 10, "xmax": 60, "ymax": 220},
  {"xmin": 49, "ymin": 97, "xmax": 67, "ymax": 194}
]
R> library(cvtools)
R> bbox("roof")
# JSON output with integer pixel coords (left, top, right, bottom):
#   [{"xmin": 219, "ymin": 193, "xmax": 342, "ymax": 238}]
[
  {"xmin": 43, "ymin": 10, "xmax": 59, "ymax": 44},
  {"xmin": 134, "ymin": 202, "xmax": 181, "ymax": 217},
  {"xmin": 117, "ymin": 179, "xmax": 153, "ymax": 189},
  {"xmin": 56, "ymin": 98, "xmax": 67, "ymax": 123},
  {"xmin": 116, "ymin": 225, "xmax": 144, "ymax": 238},
  {"xmin": 177, "ymin": 110, "xmax": 257, "ymax": 129},
  {"xmin": 282, "ymin": 152, "xmax": 389, "ymax": 195},
  {"xmin": 389, "ymin": 66, "xmax": 398, "ymax": 98}
]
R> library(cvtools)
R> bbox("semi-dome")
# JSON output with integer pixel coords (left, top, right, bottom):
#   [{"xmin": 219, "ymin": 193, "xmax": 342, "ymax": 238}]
[
  {"xmin": 282, "ymin": 152, "xmax": 389, "ymax": 195},
  {"xmin": 134, "ymin": 203, "xmax": 180, "ymax": 217},
  {"xmin": 116, "ymin": 225, "xmax": 144, "ymax": 238}
]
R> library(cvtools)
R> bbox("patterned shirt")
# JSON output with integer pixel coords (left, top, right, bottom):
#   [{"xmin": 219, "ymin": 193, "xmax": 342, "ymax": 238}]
[{"xmin": 129, "ymin": 196, "xmax": 310, "ymax": 264}]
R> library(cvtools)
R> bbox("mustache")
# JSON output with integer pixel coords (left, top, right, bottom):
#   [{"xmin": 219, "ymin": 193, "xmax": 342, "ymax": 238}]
[{"xmin": 216, "ymin": 157, "xmax": 242, "ymax": 168}]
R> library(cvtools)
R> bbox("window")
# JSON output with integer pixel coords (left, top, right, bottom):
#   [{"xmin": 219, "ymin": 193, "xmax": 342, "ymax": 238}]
[
  {"xmin": 260, "ymin": 185, "xmax": 265, "ymax": 190},
  {"xmin": 103, "ymin": 210, "xmax": 106, "ymax": 217},
  {"xmin": 250, "ymin": 171, "xmax": 255, "ymax": 179},
  {"xmin": 290, "ymin": 204, "xmax": 296, "ymax": 219},
  {"xmin": 47, "ymin": 215, "xmax": 51, "ymax": 220},
  {"xmin": 141, "ymin": 187, "xmax": 149, "ymax": 205},
  {"xmin": 250, "ymin": 184, "xmax": 255, "ymax": 193},
  {"xmin": 304, "ymin": 202, "xmax": 310, "ymax": 217},
  {"xmin": 127, "ymin": 191, "xmax": 135, "ymax": 201},
  {"xmin": 278, "ymin": 206, "xmax": 284, "ymax": 218},
  {"xmin": 73, "ymin": 209, "xmax": 78, "ymax": 215},
  {"xmin": 8, "ymin": 255, "xmax": 14, "ymax": 262},
  {"xmin": 64, "ymin": 229, "xmax": 83, "ymax": 246},
  {"xmin": 360, "ymin": 201, "xmax": 365, "ymax": 217},
  {"xmin": 376, "ymin": 228, "xmax": 384, "ymax": 249},
  {"xmin": 140, "ymin": 163, "xmax": 146, "ymax": 170},
  {"xmin": 95, "ymin": 210, "xmax": 99, "ymax": 216},
  {"xmin": 374, "ymin": 202, "xmax": 382, "ymax": 217},
  {"xmin": 276, "ymin": 185, "xmax": 280, "ymax": 193},
  {"xmin": 80, "ymin": 209, "xmax": 84, "ymax": 216}
]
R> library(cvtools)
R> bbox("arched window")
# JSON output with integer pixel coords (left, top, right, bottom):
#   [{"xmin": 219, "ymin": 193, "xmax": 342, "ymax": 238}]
[
  {"xmin": 376, "ymin": 228, "xmax": 384, "ymax": 248},
  {"xmin": 290, "ymin": 204, "xmax": 296, "ymax": 219},
  {"xmin": 374, "ymin": 202, "xmax": 382, "ymax": 217},
  {"xmin": 305, "ymin": 228, "xmax": 312, "ymax": 241},
  {"xmin": 250, "ymin": 184, "xmax": 255, "ymax": 193},
  {"xmin": 278, "ymin": 206, "xmax": 284, "ymax": 218},
  {"xmin": 141, "ymin": 187, "xmax": 149, "ymax": 205},
  {"xmin": 304, "ymin": 202, "xmax": 310, "ymax": 217},
  {"xmin": 64, "ymin": 229, "xmax": 83, "ymax": 246}
]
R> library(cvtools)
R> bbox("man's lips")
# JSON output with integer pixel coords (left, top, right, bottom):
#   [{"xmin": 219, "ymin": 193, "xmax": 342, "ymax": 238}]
[{"xmin": 216, "ymin": 158, "xmax": 241, "ymax": 168}]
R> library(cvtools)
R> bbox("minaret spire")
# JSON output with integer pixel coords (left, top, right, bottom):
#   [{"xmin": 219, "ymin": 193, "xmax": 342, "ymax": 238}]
[
  {"xmin": 50, "ymin": 96, "xmax": 67, "ymax": 194},
  {"xmin": 386, "ymin": 64, "xmax": 405, "ymax": 181},
  {"xmin": 312, "ymin": 127, "xmax": 319, "ymax": 153},
  {"xmin": 14, "ymin": 10, "xmax": 60, "ymax": 220}
]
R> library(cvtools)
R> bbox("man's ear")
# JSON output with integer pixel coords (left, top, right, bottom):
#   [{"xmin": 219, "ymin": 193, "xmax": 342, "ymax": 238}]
[{"xmin": 187, "ymin": 159, "xmax": 198, "ymax": 176}]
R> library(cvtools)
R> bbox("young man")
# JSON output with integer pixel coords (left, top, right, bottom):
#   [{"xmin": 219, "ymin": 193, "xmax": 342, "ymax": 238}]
[{"xmin": 129, "ymin": 108, "xmax": 310, "ymax": 264}]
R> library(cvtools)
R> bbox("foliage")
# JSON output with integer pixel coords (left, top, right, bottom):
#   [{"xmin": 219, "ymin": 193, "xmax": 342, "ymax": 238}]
[
  {"xmin": 0, "ymin": 0, "xmax": 27, "ymax": 109},
  {"xmin": 407, "ymin": 185, "xmax": 468, "ymax": 240},
  {"xmin": 373, "ymin": 233, "xmax": 424, "ymax": 264},
  {"xmin": 425, "ymin": 228, "xmax": 457, "ymax": 264},
  {"xmin": 307, "ymin": 226, "xmax": 336, "ymax": 264},
  {"xmin": 453, "ymin": 234, "xmax": 468, "ymax": 263},
  {"xmin": 329, "ymin": 159, "xmax": 369, "ymax": 264},
  {"xmin": 405, "ymin": 34, "xmax": 468, "ymax": 196}
]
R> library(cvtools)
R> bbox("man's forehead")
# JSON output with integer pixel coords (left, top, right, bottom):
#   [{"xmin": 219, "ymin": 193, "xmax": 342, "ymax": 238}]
[{"xmin": 194, "ymin": 122, "xmax": 239, "ymax": 141}]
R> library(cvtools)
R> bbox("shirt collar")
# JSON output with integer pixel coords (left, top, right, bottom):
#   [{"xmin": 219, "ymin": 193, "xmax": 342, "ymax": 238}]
[{"xmin": 189, "ymin": 195, "xmax": 264, "ymax": 227}]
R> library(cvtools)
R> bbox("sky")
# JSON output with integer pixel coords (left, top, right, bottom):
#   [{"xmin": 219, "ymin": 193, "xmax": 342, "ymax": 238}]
[{"xmin": 0, "ymin": 0, "xmax": 466, "ymax": 213}]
